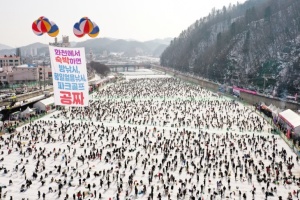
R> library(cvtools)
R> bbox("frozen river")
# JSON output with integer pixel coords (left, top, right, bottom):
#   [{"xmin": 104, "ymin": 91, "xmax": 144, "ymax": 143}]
[{"xmin": 0, "ymin": 70, "xmax": 299, "ymax": 200}]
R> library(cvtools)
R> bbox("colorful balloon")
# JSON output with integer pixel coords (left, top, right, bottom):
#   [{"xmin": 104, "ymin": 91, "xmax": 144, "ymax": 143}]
[
  {"xmin": 32, "ymin": 20, "xmax": 43, "ymax": 36},
  {"xmin": 36, "ymin": 17, "xmax": 51, "ymax": 33},
  {"xmin": 32, "ymin": 16, "xmax": 59, "ymax": 38},
  {"xmin": 73, "ymin": 17, "xmax": 100, "ymax": 38},
  {"xmin": 48, "ymin": 21, "xmax": 59, "ymax": 37},
  {"xmin": 79, "ymin": 17, "xmax": 93, "ymax": 34},
  {"xmin": 79, "ymin": 17, "xmax": 89, "ymax": 23},
  {"xmin": 73, "ymin": 22, "xmax": 85, "ymax": 38},
  {"xmin": 88, "ymin": 23, "xmax": 100, "ymax": 38}
]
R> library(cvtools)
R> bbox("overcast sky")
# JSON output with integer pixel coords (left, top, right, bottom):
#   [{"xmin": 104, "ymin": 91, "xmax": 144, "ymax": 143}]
[{"xmin": 0, "ymin": 0, "xmax": 246, "ymax": 47}]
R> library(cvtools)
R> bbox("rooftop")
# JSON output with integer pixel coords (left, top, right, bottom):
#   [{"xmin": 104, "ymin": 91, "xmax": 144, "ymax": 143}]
[
  {"xmin": 0, "ymin": 55, "xmax": 20, "ymax": 59},
  {"xmin": 15, "ymin": 64, "xmax": 36, "ymax": 68}
]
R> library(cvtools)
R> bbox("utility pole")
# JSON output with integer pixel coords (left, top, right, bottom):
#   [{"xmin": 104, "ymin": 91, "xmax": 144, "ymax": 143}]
[
  {"xmin": 43, "ymin": 61, "xmax": 46, "ymax": 91},
  {"xmin": 39, "ymin": 65, "xmax": 41, "ymax": 90},
  {"xmin": 263, "ymin": 74, "xmax": 266, "ymax": 92}
]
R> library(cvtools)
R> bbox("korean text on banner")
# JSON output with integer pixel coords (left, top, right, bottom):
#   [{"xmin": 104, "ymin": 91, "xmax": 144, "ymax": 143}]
[{"xmin": 49, "ymin": 46, "xmax": 89, "ymax": 107}]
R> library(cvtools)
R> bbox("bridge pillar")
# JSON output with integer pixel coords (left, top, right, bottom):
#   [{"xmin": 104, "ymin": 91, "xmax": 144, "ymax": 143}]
[{"xmin": 127, "ymin": 66, "xmax": 129, "ymax": 71}]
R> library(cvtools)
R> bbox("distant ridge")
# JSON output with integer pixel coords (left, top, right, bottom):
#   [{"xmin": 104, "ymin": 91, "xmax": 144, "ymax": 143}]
[
  {"xmin": 0, "ymin": 38, "xmax": 172, "ymax": 57},
  {"xmin": 74, "ymin": 37, "xmax": 171, "ymax": 57},
  {"xmin": 0, "ymin": 43, "xmax": 13, "ymax": 51}
]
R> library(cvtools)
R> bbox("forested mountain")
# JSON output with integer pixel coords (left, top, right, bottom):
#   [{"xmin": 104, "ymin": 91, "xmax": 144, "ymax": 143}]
[
  {"xmin": 160, "ymin": 0, "xmax": 300, "ymax": 97},
  {"xmin": 74, "ymin": 38, "xmax": 171, "ymax": 57}
]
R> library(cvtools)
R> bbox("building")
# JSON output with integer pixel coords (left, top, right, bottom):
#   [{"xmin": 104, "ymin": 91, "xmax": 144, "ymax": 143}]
[
  {"xmin": 37, "ymin": 65, "xmax": 52, "ymax": 84},
  {"xmin": 49, "ymin": 36, "xmax": 70, "ymax": 47},
  {"xmin": 16, "ymin": 48, "xmax": 21, "ymax": 57},
  {"xmin": 0, "ymin": 55, "xmax": 21, "ymax": 67},
  {"xmin": 12, "ymin": 65, "xmax": 38, "ymax": 83},
  {"xmin": 0, "ymin": 64, "xmax": 52, "ymax": 84},
  {"xmin": 31, "ymin": 48, "xmax": 38, "ymax": 56},
  {"xmin": 0, "ymin": 64, "xmax": 13, "ymax": 83}
]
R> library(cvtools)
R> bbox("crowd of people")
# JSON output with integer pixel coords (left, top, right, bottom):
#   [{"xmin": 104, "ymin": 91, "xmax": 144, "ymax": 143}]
[
  {"xmin": 60, "ymin": 79, "xmax": 269, "ymax": 133},
  {"xmin": 0, "ymin": 77, "xmax": 299, "ymax": 200}
]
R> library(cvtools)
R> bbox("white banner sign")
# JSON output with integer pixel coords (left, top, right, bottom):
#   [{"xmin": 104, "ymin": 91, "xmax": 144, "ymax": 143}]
[{"xmin": 49, "ymin": 46, "xmax": 89, "ymax": 107}]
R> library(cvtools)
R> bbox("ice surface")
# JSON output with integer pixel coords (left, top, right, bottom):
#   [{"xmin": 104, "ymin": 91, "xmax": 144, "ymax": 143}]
[{"xmin": 0, "ymin": 70, "xmax": 299, "ymax": 200}]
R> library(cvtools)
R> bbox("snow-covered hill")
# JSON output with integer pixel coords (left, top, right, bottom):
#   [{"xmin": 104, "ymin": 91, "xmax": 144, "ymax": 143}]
[{"xmin": 161, "ymin": 0, "xmax": 300, "ymax": 97}]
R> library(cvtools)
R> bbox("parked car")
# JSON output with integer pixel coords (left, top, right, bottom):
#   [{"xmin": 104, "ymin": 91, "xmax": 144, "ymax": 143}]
[
  {"xmin": 6, "ymin": 93, "xmax": 16, "ymax": 97},
  {"xmin": 0, "ymin": 94, "xmax": 8, "ymax": 100}
]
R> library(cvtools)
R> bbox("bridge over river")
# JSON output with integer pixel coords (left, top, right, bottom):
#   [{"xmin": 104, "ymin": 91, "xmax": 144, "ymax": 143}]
[{"xmin": 106, "ymin": 63, "xmax": 151, "ymax": 72}]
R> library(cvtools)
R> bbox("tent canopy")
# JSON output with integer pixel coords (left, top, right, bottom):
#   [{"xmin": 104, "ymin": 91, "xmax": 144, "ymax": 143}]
[
  {"xmin": 33, "ymin": 97, "xmax": 54, "ymax": 112},
  {"xmin": 279, "ymin": 109, "xmax": 300, "ymax": 129},
  {"xmin": 22, "ymin": 107, "xmax": 33, "ymax": 114},
  {"xmin": 267, "ymin": 104, "xmax": 282, "ymax": 115},
  {"xmin": 39, "ymin": 97, "xmax": 54, "ymax": 106},
  {"xmin": 21, "ymin": 107, "xmax": 35, "ymax": 117}
]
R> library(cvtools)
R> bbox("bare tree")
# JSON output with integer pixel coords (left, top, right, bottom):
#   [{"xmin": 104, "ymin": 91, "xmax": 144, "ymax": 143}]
[{"xmin": 88, "ymin": 61, "xmax": 110, "ymax": 76}]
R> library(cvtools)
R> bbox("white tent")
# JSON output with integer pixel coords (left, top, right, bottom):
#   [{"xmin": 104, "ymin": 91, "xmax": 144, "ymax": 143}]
[
  {"xmin": 268, "ymin": 104, "xmax": 275, "ymax": 111},
  {"xmin": 21, "ymin": 107, "xmax": 35, "ymax": 117},
  {"xmin": 278, "ymin": 109, "xmax": 300, "ymax": 134},
  {"xmin": 33, "ymin": 97, "xmax": 55, "ymax": 112},
  {"xmin": 260, "ymin": 102, "xmax": 266, "ymax": 107},
  {"xmin": 275, "ymin": 107, "xmax": 283, "ymax": 115},
  {"xmin": 267, "ymin": 104, "xmax": 283, "ymax": 117}
]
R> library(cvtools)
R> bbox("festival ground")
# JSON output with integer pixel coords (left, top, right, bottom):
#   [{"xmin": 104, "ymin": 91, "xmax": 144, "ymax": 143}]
[{"xmin": 0, "ymin": 69, "xmax": 299, "ymax": 200}]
